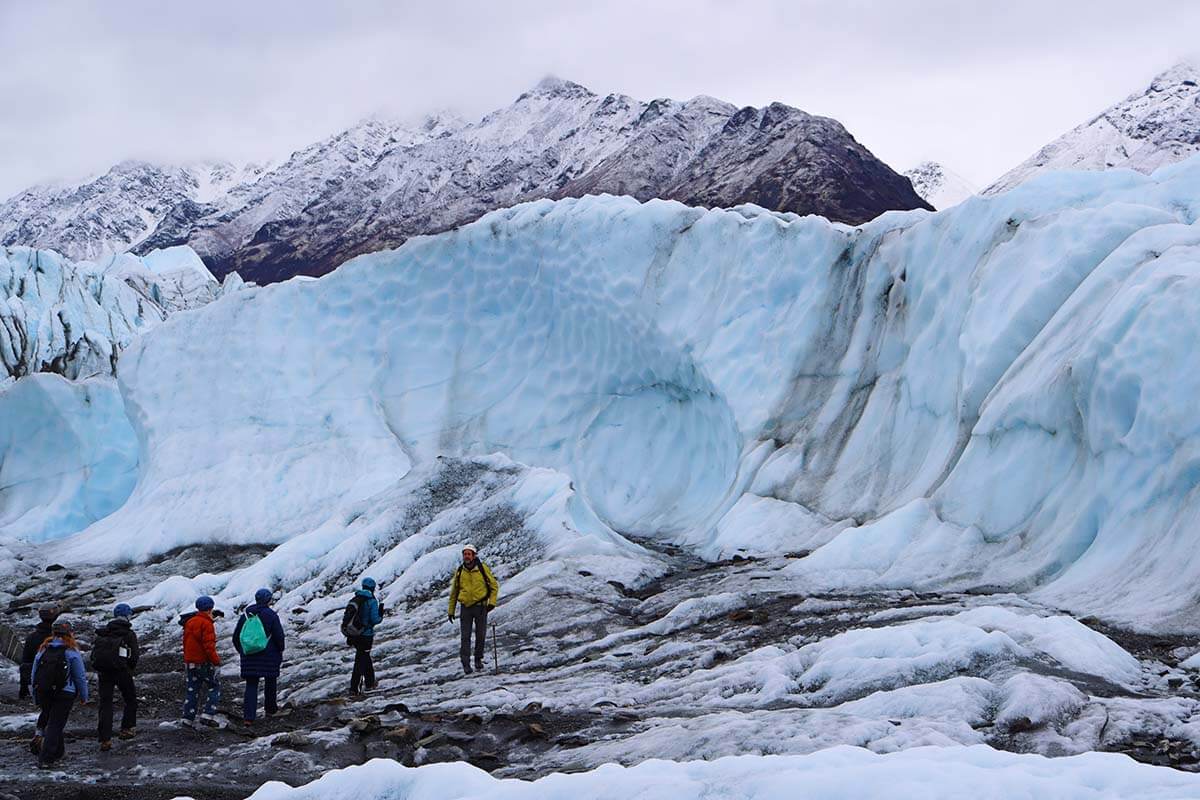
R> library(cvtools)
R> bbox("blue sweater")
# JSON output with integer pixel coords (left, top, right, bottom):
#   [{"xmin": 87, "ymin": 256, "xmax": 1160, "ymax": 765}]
[
  {"xmin": 232, "ymin": 604, "xmax": 286, "ymax": 678},
  {"xmin": 31, "ymin": 640, "xmax": 88, "ymax": 703}
]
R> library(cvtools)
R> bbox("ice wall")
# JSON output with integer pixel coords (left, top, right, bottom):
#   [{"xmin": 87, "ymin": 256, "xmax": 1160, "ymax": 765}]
[
  {"xmin": 0, "ymin": 374, "xmax": 137, "ymax": 542},
  {"xmin": 0, "ymin": 243, "xmax": 230, "ymax": 381},
  {"xmin": 32, "ymin": 156, "xmax": 1200, "ymax": 627},
  {"xmin": 0, "ymin": 246, "xmax": 163, "ymax": 379}
]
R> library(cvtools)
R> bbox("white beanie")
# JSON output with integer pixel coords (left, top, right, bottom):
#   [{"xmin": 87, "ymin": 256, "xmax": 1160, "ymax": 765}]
[{"xmin": 461, "ymin": 543, "xmax": 477, "ymax": 554}]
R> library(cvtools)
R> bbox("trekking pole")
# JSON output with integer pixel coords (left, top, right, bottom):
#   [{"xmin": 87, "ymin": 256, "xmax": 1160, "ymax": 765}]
[{"xmin": 492, "ymin": 620, "xmax": 499, "ymax": 672}]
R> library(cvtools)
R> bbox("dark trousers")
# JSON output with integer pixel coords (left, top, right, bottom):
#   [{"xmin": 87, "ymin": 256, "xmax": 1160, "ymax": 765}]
[
  {"xmin": 39, "ymin": 690, "xmax": 75, "ymax": 765},
  {"xmin": 19, "ymin": 663, "xmax": 32, "ymax": 699},
  {"xmin": 350, "ymin": 636, "xmax": 375, "ymax": 691},
  {"xmin": 243, "ymin": 675, "xmax": 278, "ymax": 721},
  {"xmin": 460, "ymin": 604, "xmax": 488, "ymax": 668},
  {"xmin": 98, "ymin": 669, "xmax": 137, "ymax": 741}
]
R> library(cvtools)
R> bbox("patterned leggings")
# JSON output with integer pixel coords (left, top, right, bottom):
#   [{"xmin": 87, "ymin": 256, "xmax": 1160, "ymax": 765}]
[{"xmin": 183, "ymin": 664, "xmax": 221, "ymax": 719}]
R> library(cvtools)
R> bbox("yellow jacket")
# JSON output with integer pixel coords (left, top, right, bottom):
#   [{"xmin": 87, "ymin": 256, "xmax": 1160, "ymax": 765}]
[{"xmin": 449, "ymin": 561, "xmax": 499, "ymax": 615}]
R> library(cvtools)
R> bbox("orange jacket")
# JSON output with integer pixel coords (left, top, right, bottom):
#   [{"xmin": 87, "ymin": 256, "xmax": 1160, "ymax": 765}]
[{"xmin": 182, "ymin": 612, "xmax": 220, "ymax": 665}]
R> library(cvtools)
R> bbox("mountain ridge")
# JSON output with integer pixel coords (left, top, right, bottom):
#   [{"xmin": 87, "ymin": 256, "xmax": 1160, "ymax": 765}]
[
  {"xmin": 0, "ymin": 77, "xmax": 930, "ymax": 283},
  {"xmin": 985, "ymin": 62, "xmax": 1200, "ymax": 195}
]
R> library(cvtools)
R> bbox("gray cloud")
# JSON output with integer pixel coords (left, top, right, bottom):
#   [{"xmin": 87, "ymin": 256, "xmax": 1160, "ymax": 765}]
[{"xmin": 1, "ymin": 0, "xmax": 1198, "ymax": 198}]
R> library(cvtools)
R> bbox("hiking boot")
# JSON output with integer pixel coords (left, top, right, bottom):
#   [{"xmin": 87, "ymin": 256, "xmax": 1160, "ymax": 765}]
[
  {"xmin": 243, "ymin": 719, "xmax": 254, "ymax": 728},
  {"xmin": 199, "ymin": 714, "xmax": 220, "ymax": 727},
  {"xmin": 118, "ymin": 727, "xmax": 137, "ymax": 740},
  {"xmin": 180, "ymin": 717, "xmax": 196, "ymax": 729},
  {"xmin": 463, "ymin": 663, "xmax": 473, "ymax": 676},
  {"xmin": 29, "ymin": 734, "xmax": 42, "ymax": 755},
  {"xmin": 99, "ymin": 740, "xmax": 112, "ymax": 752},
  {"xmin": 475, "ymin": 660, "xmax": 485, "ymax": 671}
]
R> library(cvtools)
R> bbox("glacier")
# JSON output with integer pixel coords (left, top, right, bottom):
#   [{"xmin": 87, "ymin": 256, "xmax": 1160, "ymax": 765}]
[
  {"xmin": 0, "ymin": 243, "xmax": 234, "ymax": 381},
  {"xmin": 0, "ymin": 374, "xmax": 136, "ymax": 542},
  {"xmin": 14, "ymin": 155, "xmax": 1198, "ymax": 632},
  {"xmin": 5, "ymin": 157, "xmax": 1200, "ymax": 799}
]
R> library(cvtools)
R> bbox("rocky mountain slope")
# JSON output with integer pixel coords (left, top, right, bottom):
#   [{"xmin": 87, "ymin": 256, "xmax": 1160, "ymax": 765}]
[
  {"xmin": 985, "ymin": 62, "xmax": 1200, "ymax": 195},
  {"xmin": 0, "ymin": 78, "xmax": 930, "ymax": 284},
  {"xmin": 904, "ymin": 161, "xmax": 977, "ymax": 209}
]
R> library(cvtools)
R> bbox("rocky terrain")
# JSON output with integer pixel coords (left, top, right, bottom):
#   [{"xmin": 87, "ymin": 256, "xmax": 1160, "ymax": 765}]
[{"xmin": 3, "ymin": 492, "xmax": 1200, "ymax": 800}]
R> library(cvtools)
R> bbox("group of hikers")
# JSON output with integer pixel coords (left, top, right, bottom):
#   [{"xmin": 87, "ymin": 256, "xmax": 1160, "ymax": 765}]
[{"xmin": 15, "ymin": 543, "xmax": 499, "ymax": 769}]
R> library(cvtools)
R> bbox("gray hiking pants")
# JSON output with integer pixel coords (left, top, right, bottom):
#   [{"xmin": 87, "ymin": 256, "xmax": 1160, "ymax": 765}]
[{"xmin": 459, "ymin": 604, "xmax": 488, "ymax": 667}]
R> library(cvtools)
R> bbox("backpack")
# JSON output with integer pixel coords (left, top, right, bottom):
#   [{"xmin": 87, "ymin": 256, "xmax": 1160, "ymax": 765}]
[
  {"xmin": 341, "ymin": 596, "xmax": 367, "ymax": 638},
  {"xmin": 238, "ymin": 610, "xmax": 270, "ymax": 655},
  {"xmin": 456, "ymin": 560, "xmax": 494, "ymax": 604},
  {"xmin": 90, "ymin": 631, "xmax": 125, "ymax": 672},
  {"xmin": 35, "ymin": 646, "xmax": 69, "ymax": 696}
]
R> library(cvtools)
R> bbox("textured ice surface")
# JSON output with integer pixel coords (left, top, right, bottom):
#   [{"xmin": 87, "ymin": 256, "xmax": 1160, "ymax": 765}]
[
  {"xmin": 18, "ymin": 153, "xmax": 1200, "ymax": 630},
  {"xmin": 0, "ymin": 243, "xmax": 232, "ymax": 380},
  {"xmin": 242, "ymin": 747, "xmax": 1200, "ymax": 800},
  {"xmin": 0, "ymin": 374, "xmax": 136, "ymax": 542}
]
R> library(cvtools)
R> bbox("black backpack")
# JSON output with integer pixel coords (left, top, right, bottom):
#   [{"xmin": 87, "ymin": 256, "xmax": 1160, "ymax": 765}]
[
  {"xmin": 35, "ymin": 646, "xmax": 69, "ymax": 696},
  {"xmin": 90, "ymin": 631, "xmax": 125, "ymax": 672},
  {"xmin": 341, "ymin": 596, "xmax": 367, "ymax": 638}
]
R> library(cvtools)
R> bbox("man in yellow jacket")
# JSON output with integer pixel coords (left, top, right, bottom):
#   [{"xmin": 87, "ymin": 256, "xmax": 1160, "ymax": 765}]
[{"xmin": 448, "ymin": 544, "xmax": 499, "ymax": 675}]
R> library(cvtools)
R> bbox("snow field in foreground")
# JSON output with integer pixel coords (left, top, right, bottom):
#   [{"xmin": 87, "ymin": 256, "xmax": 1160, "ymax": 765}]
[{"xmin": 237, "ymin": 747, "xmax": 1200, "ymax": 800}]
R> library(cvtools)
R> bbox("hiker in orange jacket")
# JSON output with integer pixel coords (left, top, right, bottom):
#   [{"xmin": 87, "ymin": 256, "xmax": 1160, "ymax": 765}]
[{"xmin": 179, "ymin": 596, "xmax": 222, "ymax": 726}]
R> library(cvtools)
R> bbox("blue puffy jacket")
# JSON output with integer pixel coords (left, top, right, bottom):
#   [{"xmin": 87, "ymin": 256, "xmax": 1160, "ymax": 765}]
[
  {"xmin": 232, "ymin": 604, "xmax": 286, "ymax": 678},
  {"xmin": 353, "ymin": 589, "xmax": 383, "ymax": 638}
]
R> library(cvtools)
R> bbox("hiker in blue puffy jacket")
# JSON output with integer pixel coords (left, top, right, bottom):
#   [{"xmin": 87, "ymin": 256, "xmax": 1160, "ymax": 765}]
[
  {"xmin": 31, "ymin": 619, "xmax": 89, "ymax": 769},
  {"xmin": 231, "ymin": 588, "xmax": 286, "ymax": 725},
  {"xmin": 345, "ymin": 577, "xmax": 384, "ymax": 696}
]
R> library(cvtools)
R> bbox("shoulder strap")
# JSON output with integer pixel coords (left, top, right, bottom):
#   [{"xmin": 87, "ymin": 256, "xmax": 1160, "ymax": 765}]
[{"xmin": 477, "ymin": 560, "xmax": 494, "ymax": 596}]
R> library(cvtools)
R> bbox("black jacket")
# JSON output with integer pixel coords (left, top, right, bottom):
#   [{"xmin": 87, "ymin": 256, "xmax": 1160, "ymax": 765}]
[
  {"xmin": 20, "ymin": 621, "xmax": 52, "ymax": 667},
  {"xmin": 97, "ymin": 617, "xmax": 140, "ymax": 672},
  {"xmin": 18, "ymin": 621, "xmax": 52, "ymax": 695}
]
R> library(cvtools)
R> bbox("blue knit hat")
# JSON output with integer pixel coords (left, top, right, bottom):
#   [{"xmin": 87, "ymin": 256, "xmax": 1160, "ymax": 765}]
[
  {"xmin": 254, "ymin": 588, "xmax": 273, "ymax": 605},
  {"xmin": 361, "ymin": 577, "xmax": 377, "ymax": 591},
  {"xmin": 195, "ymin": 595, "xmax": 215, "ymax": 611},
  {"xmin": 113, "ymin": 603, "xmax": 133, "ymax": 618}
]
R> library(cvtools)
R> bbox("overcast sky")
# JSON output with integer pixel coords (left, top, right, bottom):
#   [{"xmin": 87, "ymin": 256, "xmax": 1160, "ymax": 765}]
[{"xmin": 1, "ymin": 0, "xmax": 1198, "ymax": 198}]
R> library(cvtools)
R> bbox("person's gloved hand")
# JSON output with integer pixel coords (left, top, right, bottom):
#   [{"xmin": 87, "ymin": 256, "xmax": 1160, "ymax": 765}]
[{"xmin": 448, "ymin": 613, "xmax": 455, "ymax": 623}]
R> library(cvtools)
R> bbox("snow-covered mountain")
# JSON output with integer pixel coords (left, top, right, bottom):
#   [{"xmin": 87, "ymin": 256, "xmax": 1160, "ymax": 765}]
[
  {"xmin": 0, "ymin": 160, "xmax": 268, "ymax": 262},
  {"xmin": 985, "ymin": 62, "xmax": 1200, "ymax": 195},
  {"xmin": 0, "ymin": 77, "xmax": 930, "ymax": 284},
  {"xmin": 904, "ymin": 161, "xmax": 977, "ymax": 209}
]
